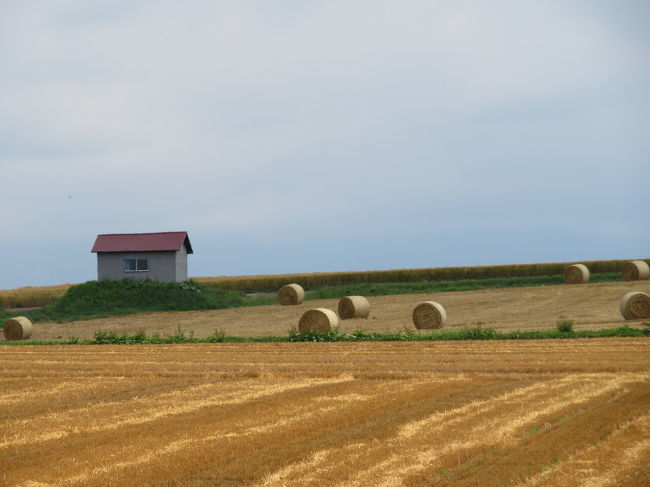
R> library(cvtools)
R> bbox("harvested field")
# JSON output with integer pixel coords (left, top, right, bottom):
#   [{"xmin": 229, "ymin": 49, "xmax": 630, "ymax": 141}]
[
  {"xmin": 1, "ymin": 339, "xmax": 649, "ymax": 486},
  {"xmin": 18, "ymin": 280, "xmax": 650, "ymax": 341}
]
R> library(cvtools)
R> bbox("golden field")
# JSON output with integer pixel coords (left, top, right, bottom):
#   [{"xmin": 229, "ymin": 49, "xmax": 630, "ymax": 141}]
[
  {"xmin": 1, "ymin": 339, "xmax": 649, "ymax": 486},
  {"xmin": 0, "ymin": 284, "xmax": 72, "ymax": 309},
  {"xmin": 19, "ymin": 280, "xmax": 650, "ymax": 341}
]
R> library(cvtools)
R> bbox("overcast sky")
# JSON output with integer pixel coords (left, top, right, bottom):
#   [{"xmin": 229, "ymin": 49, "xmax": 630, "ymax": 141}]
[{"xmin": 1, "ymin": 0, "xmax": 648, "ymax": 290}]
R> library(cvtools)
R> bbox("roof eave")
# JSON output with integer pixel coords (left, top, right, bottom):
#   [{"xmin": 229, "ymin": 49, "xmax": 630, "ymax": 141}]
[{"xmin": 183, "ymin": 235, "xmax": 194, "ymax": 254}]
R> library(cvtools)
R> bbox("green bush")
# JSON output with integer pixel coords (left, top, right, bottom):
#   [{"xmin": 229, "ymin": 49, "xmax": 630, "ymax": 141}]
[{"xmin": 556, "ymin": 320, "xmax": 575, "ymax": 333}]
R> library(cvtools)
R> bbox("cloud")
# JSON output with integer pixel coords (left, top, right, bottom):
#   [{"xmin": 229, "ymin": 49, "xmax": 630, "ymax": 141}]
[{"xmin": 0, "ymin": 0, "xmax": 648, "ymax": 287}]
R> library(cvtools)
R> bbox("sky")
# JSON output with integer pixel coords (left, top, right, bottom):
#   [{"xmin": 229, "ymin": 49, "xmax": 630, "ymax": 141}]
[{"xmin": 0, "ymin": 0, "xmax": 649, "ymax": 290}]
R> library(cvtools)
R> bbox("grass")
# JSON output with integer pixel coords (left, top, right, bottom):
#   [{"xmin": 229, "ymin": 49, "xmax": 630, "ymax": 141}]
[
  {"xmin": 303, "ymin": 273, "xmax": 621, "ymax": 300},
  {"xmin": 287, "ymin": 325, "xmax": 650, "ymax": 342},
  {"xmin": 237, "ymin": 273, "xmax": 623, "ymax": 307},
  {"xmin": 1, "ymin": 324, "xmax": 648, "ymax": 345}
]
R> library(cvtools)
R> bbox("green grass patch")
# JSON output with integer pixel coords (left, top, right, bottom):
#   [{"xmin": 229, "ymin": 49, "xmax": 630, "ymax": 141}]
[
  {"xmin": 2, "ymin": 324, "xmax": 648, "ymax": 346},
  {"xmin": 242, "ymin": 273, "xmax": 622, "ymax": 306},
  {"xmin": 302, "ymin": 273, "xmax": 621, "ymax": 300},
  {"xmin": 287, "ymin": 325, "xmax": 649, "ymax": 342}
]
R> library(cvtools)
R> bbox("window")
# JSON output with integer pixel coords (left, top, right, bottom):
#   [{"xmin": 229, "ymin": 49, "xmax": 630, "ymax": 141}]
[{"xmin": 123, "ymin": 258, "xmax": 149, "ymax": 272}]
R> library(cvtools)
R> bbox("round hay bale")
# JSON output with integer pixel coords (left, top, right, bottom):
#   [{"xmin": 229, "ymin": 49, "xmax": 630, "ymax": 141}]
[
  {"xmin": 337, "ymin": 296, "xmax": 370, "ymax": 320},
  {"xmin": 298, "ymin": 308, "xmax": 339, "ymax": 334},
  {"xmin": 563, "ymin": 264, "xmax": 590, "ymax": 284},
  {"xmin": 622, "ymin": 261, "xmax": 650, "ymax": 281},
  {"xmin": 619, "ymin": 292, "xmax": 650, "ymax": 320},
  {"xmin": 278, "ymin": 283, "xmax": 305, "ymax": 305},
  {"xmin": 3, "ymin": 316, "xmax": 33, "ymax": 341},
  {"xmin": 412, "ymin": 301, "xmax": 447, "ymax": 330}
]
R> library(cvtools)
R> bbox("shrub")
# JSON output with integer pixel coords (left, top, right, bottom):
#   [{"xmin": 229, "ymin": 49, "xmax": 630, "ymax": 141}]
[{"xmin": 556, "ymin": 320, "xmax": 575, "ymax": 333}]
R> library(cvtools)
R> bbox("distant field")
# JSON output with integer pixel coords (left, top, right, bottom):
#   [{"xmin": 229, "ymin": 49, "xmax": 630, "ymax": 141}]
[
  {"xmin": 0, "ymin": 284, "xmax": 72, "ymax": 309},
  {"xmin": 1, "ymin": 258, "xmax": 644, "ymax": 309},
  {"xmin": 2, "ymin": 339, "xmax": 649, "ymax": 486},
  {"xmin": 16, "ymin": 280, "xmax": 650, "ymax": 341},
  {"xmin": 195, "ymin": 258, "xmax": 642, "ymax": 291}
]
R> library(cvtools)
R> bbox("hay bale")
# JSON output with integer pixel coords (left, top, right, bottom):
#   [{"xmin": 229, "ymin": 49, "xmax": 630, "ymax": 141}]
[
  {"xmin": 622, "ymin": 261, "xmax": 650, "ymax": 281},
  {"xmin": 3, "ymin": 316, "xmax": 33, "ymax": 341},
  {"xmin": 298, "ymin": 308, "xmax": 339, "ymax": 334},
  {"xmin": 412, "ymin": 301, "xmax": 447, "ymax": 329},
  {"xmin": 338, "ymin": 296, "xmax": 370, "ymax": 319},
  {"xmin": 563, "ymin": 264, "xmax": 590, "ymax": 284},
  {"xmin": 619, "ymin": 292, "xmax": 650, "ymax": 320},
  {"xmin": 278, "ymin": 283, "xmax": 305, "ymax": 305}
]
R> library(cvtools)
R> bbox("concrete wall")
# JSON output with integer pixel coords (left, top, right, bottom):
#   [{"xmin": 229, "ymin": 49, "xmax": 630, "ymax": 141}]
[{"xmin": 97, "ymin": 251, "xmax": 186, "ymax": 282}]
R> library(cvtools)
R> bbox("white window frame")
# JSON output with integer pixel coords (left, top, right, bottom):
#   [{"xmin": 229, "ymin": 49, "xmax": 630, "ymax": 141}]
[{"xmin": 123, "ymin": 258, "xmax": 149, "ymax": 273}]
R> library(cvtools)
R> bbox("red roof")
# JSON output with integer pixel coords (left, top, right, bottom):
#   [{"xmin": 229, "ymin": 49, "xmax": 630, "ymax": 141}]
[{"xmin": 91, "ymin": 232, "xmax": 193, "ymax": 254}]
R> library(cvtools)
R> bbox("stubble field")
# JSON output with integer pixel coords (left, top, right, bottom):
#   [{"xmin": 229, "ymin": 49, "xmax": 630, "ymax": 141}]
[
  {"xmin": 23, "ymin": 280, "xmax": 650, "ymax": 341},
  {"xmin": 2, "ymin": 339, "xmax": 650, "ymax": 487}
]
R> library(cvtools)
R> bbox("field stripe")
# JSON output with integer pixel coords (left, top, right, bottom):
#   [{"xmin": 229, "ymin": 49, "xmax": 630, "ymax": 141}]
[
  {"xmin": 252, "ymin": 376, "xmax": 573, "ymax": 486},
  {"xmin": 44, "ymin": 381, "xmax": 427, "ymax": 486},
  {"xmin": 251, "ymin": 373, "xmax": 647, "ymax": 487},
  {"xmin": 516, "ymin": 412, "xmax": 650, "ymax": 487},
  {"xmin": 339, "ymin": 374, "xmax": 647, "ymax": 487},
  {"xmin": 0, "ymin": 376, "xmax": 354, "ymax": 451}
]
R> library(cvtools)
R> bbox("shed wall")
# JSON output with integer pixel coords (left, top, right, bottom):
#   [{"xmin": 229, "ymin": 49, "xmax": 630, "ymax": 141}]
[
  {"xmin": 175, "ymin": 246, "xmax": 188, "ymax": 281},
  {"xmin": 97, "ymin": 251, "xmax": 181, "ymax": 282}
]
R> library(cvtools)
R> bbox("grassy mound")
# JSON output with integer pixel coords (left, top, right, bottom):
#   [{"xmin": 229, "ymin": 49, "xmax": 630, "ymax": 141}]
[{"xmin": 22, "ymin": 279, "xmax": 244, "ymax": 323}]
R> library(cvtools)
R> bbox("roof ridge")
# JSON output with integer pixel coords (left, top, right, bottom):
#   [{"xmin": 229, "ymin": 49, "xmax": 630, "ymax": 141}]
[{"xmin": 96, "ymin": 231, "xmax": 187, "ymax": 236}]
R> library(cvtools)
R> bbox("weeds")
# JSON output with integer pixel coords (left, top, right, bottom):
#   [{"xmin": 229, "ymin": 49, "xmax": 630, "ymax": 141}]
[
  {"xmin": 288, "ymin": 327, "xmax": 349, "ymax": 342},
  {"xmin": 1, "ymin": 325, "xmax": 647, "ymax": 346},
  {"xmin": 207, "ymin": 328, "xmax": 227, "ymax": 343},
  {"xmin": 285, "ymin": 326, "xmax": 645, "ymax": 343}
]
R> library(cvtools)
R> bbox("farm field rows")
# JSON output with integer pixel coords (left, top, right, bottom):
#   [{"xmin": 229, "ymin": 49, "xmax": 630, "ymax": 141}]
[
  {"xmin": 1, "ymin": 339, "xmax": 649, "ymax": 486},
  {"xmin": 20, "ymin": 280, "xmax": 650, "ymax": 341}
]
